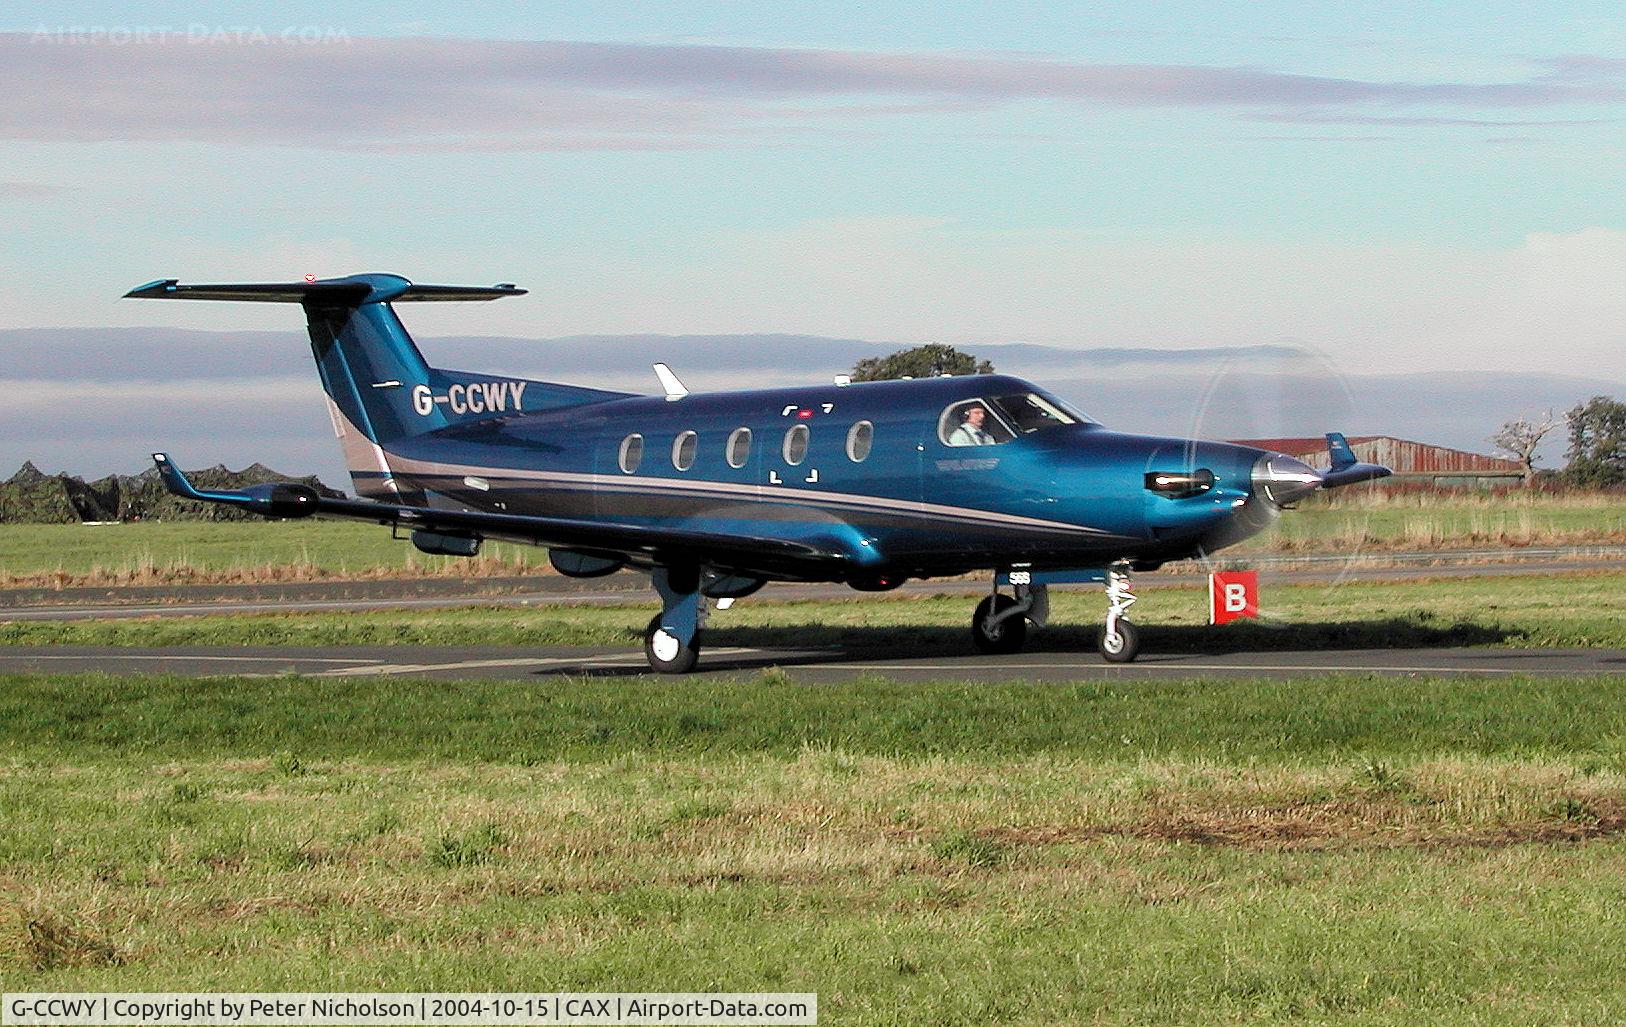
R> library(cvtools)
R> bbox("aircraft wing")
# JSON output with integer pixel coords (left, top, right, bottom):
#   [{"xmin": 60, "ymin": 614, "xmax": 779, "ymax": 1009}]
[
  {"xmin": 1319, "ymin": 432, "xmax": 1391, "ymax": 490},
  {"xmin": 150, "ymin": 454, "xmax": 852, "ymax": 578}
]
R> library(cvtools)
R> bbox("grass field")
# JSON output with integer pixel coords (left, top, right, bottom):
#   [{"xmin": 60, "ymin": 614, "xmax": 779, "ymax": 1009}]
[
  {"xmin": 0, "ymin": 520, "xmax": 548, "ymax": 587},
  {"xmin": 1247, "ymin": 488, "xmax": 1626, "ymax": 554},
  {"xmin": 4, "ymin": 570, "xmax": 1623, "ymax": 651},
  {"xmin": 2, "ymin": 489, "xmax": 1623, "ymax": 588},
  {"xmin": 4, "ymin": 673, "xmax": 1626, "ymax": 1023}
]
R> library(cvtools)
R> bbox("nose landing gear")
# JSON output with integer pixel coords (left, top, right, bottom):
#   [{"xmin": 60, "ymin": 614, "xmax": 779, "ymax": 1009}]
[{"xmin": 1098, "ymin": 563, "xmax": 1140, "ymax": 662}]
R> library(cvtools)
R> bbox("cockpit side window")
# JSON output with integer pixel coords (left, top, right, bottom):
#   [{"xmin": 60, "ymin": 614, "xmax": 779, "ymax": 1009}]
[
  {"xmin": 989, "ymin": 393, "xmax": 1082, "ymax": 434},
  {"xmin": 938, "ymin": 400, "xmax": 1016, "ymax": 447}
]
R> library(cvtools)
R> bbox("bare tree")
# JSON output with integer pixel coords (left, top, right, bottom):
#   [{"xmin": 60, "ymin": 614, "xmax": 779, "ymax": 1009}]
[{"xmin": 1489, "ymin": 410, "xmax": 1557, "ymax": 486}]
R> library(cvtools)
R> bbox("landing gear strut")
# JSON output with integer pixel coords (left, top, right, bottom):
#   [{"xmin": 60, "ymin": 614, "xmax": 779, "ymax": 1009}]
[
  {"xmin": 1098, "ymin": 562, "xmax": 1140, "ymax": 662},
  {"xmin": 971, "ymin": 572, "xmax": 1048, "ymax": 655},
  {"xmin": 645, "ymin": 565, "xmax": 706, "ymax": 674}
]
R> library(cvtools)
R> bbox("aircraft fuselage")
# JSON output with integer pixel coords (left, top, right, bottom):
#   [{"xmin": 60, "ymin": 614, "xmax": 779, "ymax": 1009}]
[{"xmin": 378, "ymin": 372, "xmax": 1276, "ymax": 582}]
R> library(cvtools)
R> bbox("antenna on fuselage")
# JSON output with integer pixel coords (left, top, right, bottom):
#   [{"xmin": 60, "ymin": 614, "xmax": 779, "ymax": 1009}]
[{"xmin": 653, "ymin": 363, "xmax": 688, "ymax": 401}]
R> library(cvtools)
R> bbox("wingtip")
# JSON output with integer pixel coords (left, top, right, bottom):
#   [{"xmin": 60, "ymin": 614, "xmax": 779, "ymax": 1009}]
[
  {"xmin": 125, "ymin": 279, "xmax": 178, "ymax": 299},
  {"xmin": 151, "ymin": 451, "xmax": 199, "ymax": 498}
]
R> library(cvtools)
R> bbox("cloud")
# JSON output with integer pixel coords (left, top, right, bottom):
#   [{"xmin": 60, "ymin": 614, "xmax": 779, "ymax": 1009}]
[
  {"xmin": 527, "ymin": 219, "xmax": 1626, "ymax": 380},
  {"xmin": 1250, "ymin": 111, "xmax": 1618, "ymax": 127},
  {"xmin": 0, "ymin": 180, "xmax": 66, "ymax": 196},
  {"xmin": 4, "ymin": 336, "xmax": 1615, "ymax": 482},
  {"xmin": 4, "ymin": 34, "xmax": 1626, "ymax": 151}
]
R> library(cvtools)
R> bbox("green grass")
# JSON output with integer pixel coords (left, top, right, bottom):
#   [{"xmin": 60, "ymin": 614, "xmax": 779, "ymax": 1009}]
[
  {"xmin": 4, "ymin": 571, "xmax": 1623, "ymax": 650},
  {"xmin": 0, "ymin": 520, "xmax": 549, "ymax": 585},
  {"xmin": 2, "ymin": 490, "xmax": 1623, "ymax": 586},
  {"xmin": 4, "ymin": 673, "xmax": 1626, "ymax": 1022},
  {"xmin": 8, "ymin": 673, "xmax": 1626, "ymax": 764},
  {"xmin": 1235, "ymin": 488, "xmax": 1626, "ymax": 553}
]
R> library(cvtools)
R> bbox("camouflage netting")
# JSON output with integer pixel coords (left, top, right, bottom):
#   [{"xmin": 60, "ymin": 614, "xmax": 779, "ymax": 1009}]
[{"xmin": 0, "ymin": 462, "xmax": 342, "ymax": 523}]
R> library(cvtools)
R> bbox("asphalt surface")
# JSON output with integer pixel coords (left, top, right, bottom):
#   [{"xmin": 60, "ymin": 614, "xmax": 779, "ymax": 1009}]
[
  {"xmin": 3, "ymin": 644, "xmax": 1621, "ymax": 681},
  {"xmin": 4, "ymin": 550, "xmax": 1619, "ymax": 681},
  {"xmin": 3, "ymin": 552, "xmax": 1624, "ymax": 622}
]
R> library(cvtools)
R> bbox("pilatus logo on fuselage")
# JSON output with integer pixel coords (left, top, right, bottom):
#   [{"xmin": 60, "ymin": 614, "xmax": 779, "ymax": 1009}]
[{"xmin": 411, "ymin": 381, "xmax": 528, "ymax": 417}]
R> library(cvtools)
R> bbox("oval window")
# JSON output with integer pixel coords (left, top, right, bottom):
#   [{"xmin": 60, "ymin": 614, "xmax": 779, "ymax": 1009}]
[
  {"xmin": 672, "ymin": 431, "xmax": 698, "ymax": 471},
  {"xmin": 846, "ymin": 420, "xmax": 873, "ymax": 462},
  {"xmin": 618, "ymin": 433, "xmax": 643, "ymax": 474},
  {"xmin": 783, "ymin": 424, "xmax": 810, "ymax": 465},
  {"xmin": 727, "ymin": 427, "xmax": 753, "ymax": 468}
]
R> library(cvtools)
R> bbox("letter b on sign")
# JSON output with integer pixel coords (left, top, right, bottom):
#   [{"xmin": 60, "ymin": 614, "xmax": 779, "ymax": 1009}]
[{"xmin": 1209, "ymin": 571, "xmax": 1259, "ymax": 625}]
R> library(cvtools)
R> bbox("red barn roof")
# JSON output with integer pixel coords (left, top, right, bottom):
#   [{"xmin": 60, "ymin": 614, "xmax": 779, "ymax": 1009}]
[{"xmin": 1230, "ymin": 436, "xmax": 1380, "ymax": 455}]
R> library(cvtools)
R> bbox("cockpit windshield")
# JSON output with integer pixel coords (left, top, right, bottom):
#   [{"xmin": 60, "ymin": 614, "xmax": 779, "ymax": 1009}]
[{"xmin": 989, "ymin": 392, "xmax": 1090, "ymax": 433}]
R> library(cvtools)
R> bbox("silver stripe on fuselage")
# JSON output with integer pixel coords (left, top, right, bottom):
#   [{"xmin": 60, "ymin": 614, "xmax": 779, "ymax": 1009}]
[{"xmin": 384, "ymin": 454, "xmax": 1131, "ymax": 541}]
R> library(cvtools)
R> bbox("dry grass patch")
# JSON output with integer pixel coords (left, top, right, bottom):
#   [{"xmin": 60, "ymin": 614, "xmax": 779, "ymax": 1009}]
[
  {"xmin": 979, "ymin": 796, "xmax": 1626, "ymax": 852},
  {"xmin": 13, "ymin": 911, "xmax": 126, "ymax": 972}
]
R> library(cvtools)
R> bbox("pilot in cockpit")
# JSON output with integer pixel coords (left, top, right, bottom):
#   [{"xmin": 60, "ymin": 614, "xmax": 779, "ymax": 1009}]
[{"xmin": 947, "ymin": 404, "xmax": 995, "ymax": 446}]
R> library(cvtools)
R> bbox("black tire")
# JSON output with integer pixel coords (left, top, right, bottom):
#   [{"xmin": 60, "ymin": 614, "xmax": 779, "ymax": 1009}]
[
  {"xmin": 971, "ymin": 594, "xmax": 1028, "ymax": 654},
  {"xmin": 1099, "ymin": 619, "xmax": 1141, "ymax": 663},
  {"xmin": 644, "ymin": 614, "xmax": 701, "ymax": 674}
]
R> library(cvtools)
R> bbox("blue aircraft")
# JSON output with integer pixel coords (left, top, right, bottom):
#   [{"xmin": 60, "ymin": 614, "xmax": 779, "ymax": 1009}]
[{"xmin": 127, "ymin": 273, "xmax": 1390, "ymax": 672}]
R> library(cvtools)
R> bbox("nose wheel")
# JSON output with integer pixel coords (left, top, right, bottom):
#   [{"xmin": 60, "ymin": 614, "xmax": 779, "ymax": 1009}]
[
  {"xmin": 1098, "ymin": 619, "xmax": 1140, "ymax": 662},
  {"xmin": 1098, "ymin": 564, "xmax": 1141, "ymax": 662}
]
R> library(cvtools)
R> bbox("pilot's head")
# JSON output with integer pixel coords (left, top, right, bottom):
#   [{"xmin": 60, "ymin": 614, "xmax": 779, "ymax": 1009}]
[{"xmin": 963, "ymin": 405, "xmax": 986, "ymax": 428}]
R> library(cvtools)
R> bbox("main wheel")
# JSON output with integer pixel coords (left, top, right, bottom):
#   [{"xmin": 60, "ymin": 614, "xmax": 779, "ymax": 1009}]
[
  {"xmin": 1098, "ymin": 619, "xmax": 1141, "ymax": 663},
  {"xmin": 971, "ymin": 594, "xmax": 1028, "ymax": 654},
  {"xmin": 644, "ymin": 614, "xmax": 701, "ymax": 674}
]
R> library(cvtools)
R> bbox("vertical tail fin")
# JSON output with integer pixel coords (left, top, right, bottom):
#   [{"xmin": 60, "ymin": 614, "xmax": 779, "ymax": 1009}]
[{"xmin": 125, "ymin": 274, "xmax": 534, "ymax": 498}]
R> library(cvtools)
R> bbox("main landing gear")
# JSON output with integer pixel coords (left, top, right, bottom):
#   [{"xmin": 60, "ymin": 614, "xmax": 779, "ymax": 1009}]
[
  {"xmin": 971, "ymin": 572, "xmax": 1048, "ymax": 655},
  {"xmin": 971, "ymin": 562, "xmax": 1143, "ymax": 663},
  {"xmin": 640, "ymin": 566, "xmax": 763, "ymax": 673},
  {"xmin": 645, "ymin": 565, "xmax": 705, "ymax": 674}
]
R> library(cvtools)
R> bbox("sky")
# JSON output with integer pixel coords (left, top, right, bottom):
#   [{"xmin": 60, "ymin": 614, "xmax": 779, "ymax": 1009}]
[{"xmin": 2, "ymin": 2, "xmax": 1624, "ymax": 476}]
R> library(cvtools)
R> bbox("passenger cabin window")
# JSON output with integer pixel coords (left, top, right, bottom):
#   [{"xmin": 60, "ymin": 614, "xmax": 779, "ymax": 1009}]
[
  {"xmin": 783, "ymin": 424, "xmax": 810, "ymax": 465},
  {"xmin": 938, "ymin": 400, "xmax": 1015, "ymax": 447},
  {"xmin": 672, "ymin": 431, "xmax": 697, "ymax": 471},
  {"xmin": 619, "ymin": 433, "xmax": 643, "ymax": 474},
  {"xmin": 727, "ymin": 427, "xmax": 752, "ymax": 468},
  {"xmin": 846, "ymin": 421, "xmax": 873, "ymax": 462}
]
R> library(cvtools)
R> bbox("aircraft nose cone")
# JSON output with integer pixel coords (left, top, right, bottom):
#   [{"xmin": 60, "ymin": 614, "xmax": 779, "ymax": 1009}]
[{"xmin": 1251, "ymin": 453, "xmax": 1323, "ymax": 507}]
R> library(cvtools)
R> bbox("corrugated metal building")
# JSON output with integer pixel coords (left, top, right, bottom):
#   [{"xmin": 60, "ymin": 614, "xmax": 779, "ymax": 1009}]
[{"xmin": 1228, "ymin": 436, "xmax": 1524, "ymax": 488}]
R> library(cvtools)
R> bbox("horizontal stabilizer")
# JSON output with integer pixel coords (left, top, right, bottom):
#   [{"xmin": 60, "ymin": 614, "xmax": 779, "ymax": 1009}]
[
  {"xmin": 1321, "ymin": 463, "xmax": 1391, "ymax": 489},
  {"xmin": 152, "ymin": 453, "xmax": 321, "ymax": 518},
  {"xmin": 125, "ymin": 274, "xmax": 525, "ymax": 305}
]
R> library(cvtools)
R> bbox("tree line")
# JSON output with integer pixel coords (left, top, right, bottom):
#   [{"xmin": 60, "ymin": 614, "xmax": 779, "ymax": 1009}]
[{"xmin": 1491, "ymin": 396, "xmax": 1626, "ymax": 488}]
